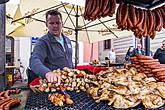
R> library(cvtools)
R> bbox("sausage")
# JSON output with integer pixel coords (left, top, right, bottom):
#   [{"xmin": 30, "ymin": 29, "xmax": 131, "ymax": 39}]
[
  {"xmin": 127, "ymin": 5, "xmax": 133, "ymax": 30},
  {"xmin": 139, "ymin": 59, "xmax": 159, "ymax": 63},
  {"xmin": 149, "ymin": 64, "xmax": 165, "ymax": 69},
  {"xmin": 121, "ymin": 3, "xmax": 129, "ymax": 29},
  {"xmin": 154, "ymin": 9, "xmax": 163, "ymax": 32},
  {"xmin": 142, "ymin": 10, "xmax": 148, "ymax": 37},
  {"xmin": 0, "ymin": 99, "xmax": 12, "ymax": 110},
  {"xmin": 150, "ymin": 10, "xmax": 156, "ymax": 39},
  {"xmin": 88, "ymin": 0, "xmax": 96, "ymax": 18},
  {"xmin": 4, "ymin": 90, "xmax": 10, "ymax": 99},
  {"xmin": 146, "ymin": 74, "xmax": 154, "ymax": 77},
  {"xmin": 91, "ymin": 0, "xmax": 100, "ymax": 20},
  {"xmin": 84, "ymin": 0, "xmax": 93, "ymax": 20},
  {"xmin": 158, "ymin": 7, "xmax": 165, "ymax": 28},
  {"xmin": 156, "ymin": 72, "xmax": 165, "ymax": 77},
  {"xmin": 84, "ymin": 0, "xmax": 90, "ymax": 20},
  {"xmin": 157, "ymin": 75, "xmax": 165, "ymax": 80},
  {"xmin": 102, "ymin": 0, "xmax": 110, "ymax": 17},
  {"xmin": 98, "ymin": 0, "xmax": 103, "ymax": 18},
  {"xmin": 136, "ymin": 8, "xmax": 144, "ymax": 32},
  {"xmin": 147, "ymin": 10, "xmax": 154, "ymax": 36},
  {"xmin": 143, "ymin": 62, "xmax": 160, "ymax": 65},
  {"xmin": 130, "ymin": 5, "xmax": 137, "ymax": 27},
  {"xmin": 4, "ymin": 99, "xmax": 21, "ymax": 110},
  {"xmin": 0, "ymin": 91, "xmax": 5, "ymax": 100},
  {"xmin": 136, "ymin": 55, "xmax": 153, "ymax": 60},
  {"xmin": 160, "ymin": 78, "xmax": 165, "ymax": 82},
  {"xmin": 109, "ymin": 0, "xmax": 116, "ymax": 16},
  {"xmin": 0, "ymin": 98, "xmax": 11, "ymax": 106},
  {"xmin": 116, "ymin": 3, "xmax": 124, "ymax": 28},
  {"xmin": 101, "ymin": 0, "xmax": 109, "ymax": 17},
  {"xmin": 152, "ymin": 68, "xmax": 165, "ymax": 72}
]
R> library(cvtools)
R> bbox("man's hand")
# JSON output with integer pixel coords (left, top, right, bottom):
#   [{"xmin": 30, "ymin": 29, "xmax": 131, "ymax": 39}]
[{"xmin": 45, "ymin": 72, "xmax": 61, "ymax": 84}]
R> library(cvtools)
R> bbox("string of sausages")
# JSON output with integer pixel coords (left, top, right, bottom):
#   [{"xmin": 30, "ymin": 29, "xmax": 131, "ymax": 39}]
[
  {"xmin": 127, "ymin": 55, "xmax": 165, "ymax": 82},
  {"xmin": 84, "ymin": 0, "xmax": 116, "ymax": 21},
  {"xmin": 116, "ymin": 3, "xmax": 165, "ymax": 39}
]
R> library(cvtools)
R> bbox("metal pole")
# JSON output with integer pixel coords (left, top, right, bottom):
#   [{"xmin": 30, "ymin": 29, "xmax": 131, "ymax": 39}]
[
  {"xmin": 0, "ymin": 3, "xmax": 6, "ymax": 90},
  {"xmin": 145, "ymin": 36, "xmax": 150, "ymax": 56},
  {"xmin": 75, "ymin": 5, "xmax": 79, "ymax": 68}
]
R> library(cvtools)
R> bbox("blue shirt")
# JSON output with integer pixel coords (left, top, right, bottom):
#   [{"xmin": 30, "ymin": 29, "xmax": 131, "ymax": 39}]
[{"xmin": 29, "ymin": 32, "xmax": 74, "ymax": 78}]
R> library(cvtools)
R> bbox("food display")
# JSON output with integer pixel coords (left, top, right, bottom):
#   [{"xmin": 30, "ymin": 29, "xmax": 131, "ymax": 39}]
[
  {"xmin": 0, "ymin": 89, "xmax": 21, "ymax": 110},
  {"xmin": 116, "ymin": 3, "xmax": 165, "ymax": 39},
  {"xmin": 84, "ymin": 0, "xmax": 116, "ymax": 20},
  {"xmin": 85, "ymin": 68, "xmax": 165, "ymax": 109},
  {"xmin": 35, "ymin": 67, "xmax": 87, "ymax": 93},
  {"xmin": 48, "ymin": 93, "xmax": 73, "ymax": 106},
  {"xmin": 128, "ymin": 54, "xmax": 165, "ymax": 82},
  {"xmin": 32, "ymin": 66, "xmax": 165, "ymax": 109}
]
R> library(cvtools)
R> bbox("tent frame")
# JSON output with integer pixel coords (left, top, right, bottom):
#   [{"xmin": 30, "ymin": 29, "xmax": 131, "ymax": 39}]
[{"xmin": 11, "ymin": 2, "xmax": 119, "ymax": 67}]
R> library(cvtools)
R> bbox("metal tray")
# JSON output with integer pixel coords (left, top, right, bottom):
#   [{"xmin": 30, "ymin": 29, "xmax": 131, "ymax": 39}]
[{"xmin": 24, "ymin": 90, "xmax": 165, "ymax": 110}]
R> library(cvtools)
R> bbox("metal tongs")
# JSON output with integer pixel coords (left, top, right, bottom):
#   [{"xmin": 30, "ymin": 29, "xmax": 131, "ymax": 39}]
[{"xmin": 58, "ymin": 85, "xmax": 67, "ymax": 95}]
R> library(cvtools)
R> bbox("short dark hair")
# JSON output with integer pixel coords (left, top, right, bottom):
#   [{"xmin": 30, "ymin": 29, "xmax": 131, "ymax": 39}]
[{"xmin": 45, "ymin": 10, "xmax": 62, "ymax": 21}]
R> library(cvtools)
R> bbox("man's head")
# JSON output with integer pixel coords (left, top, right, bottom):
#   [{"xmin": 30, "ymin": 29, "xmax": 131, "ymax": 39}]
[
  {"xmin": 45, "ymin": 10, "xmax": 63, "ymax": 37},
  {"xmin": 162, "ymin": 40, "xmax": 165, "ymax": 49},
  {"xmin": 137, "ymin": 44, "xmax": 142, "ymax": 49},
  {"xmin": 111, "ymin": 48, "xmax": 115, "ymax": 52}
]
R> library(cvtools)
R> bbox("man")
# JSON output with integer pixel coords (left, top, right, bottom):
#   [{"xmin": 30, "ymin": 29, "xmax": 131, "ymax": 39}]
[
  {"xmin": 29, "ymin": 10, "xmax": 74, "ymax": 84},
  {"xmin": 134, "ymin": 44, "xmax": 145, "ymax": 55},
  {"xmin": 109, "ymin": 48, "xmax": 116, "ymax": 63},
  {"xmin": 153, "ymin": 40, "xmax": 165, "ymax": 64}
]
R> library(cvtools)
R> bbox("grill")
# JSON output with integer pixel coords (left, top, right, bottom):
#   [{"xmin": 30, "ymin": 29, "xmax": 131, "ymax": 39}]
[{"xmin": 25, "ymin": 90, "xmax": 165, "ymax": 110}]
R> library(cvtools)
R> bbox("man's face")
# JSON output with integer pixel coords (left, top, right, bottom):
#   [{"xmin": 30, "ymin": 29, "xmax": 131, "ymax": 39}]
[
  {"xmin": 162, "ymin": 41, "xmax": 165, "ymax": 49},
  {"xmin": 137, "ymin": 44, "xmax": 141, "ymax": 49},
  {"xmin": 46, "ymin": 15, "xmax": 63, "ymax": 37}
]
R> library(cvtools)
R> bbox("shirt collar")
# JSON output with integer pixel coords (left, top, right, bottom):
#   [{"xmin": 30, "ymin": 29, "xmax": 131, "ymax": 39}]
[{"xmin": 47, "ymin": 32, "xmax": 67, "ymax": 43}]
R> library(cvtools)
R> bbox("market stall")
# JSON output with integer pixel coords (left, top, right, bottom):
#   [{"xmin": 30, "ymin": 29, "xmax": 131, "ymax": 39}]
[{"xmin": 0, "ymin": 0, "xmax": 165, "ymax": 110}]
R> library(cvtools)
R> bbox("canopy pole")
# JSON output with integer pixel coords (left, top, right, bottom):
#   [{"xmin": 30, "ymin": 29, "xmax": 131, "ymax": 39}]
[
  {"xmin": 0, "ymin": 3, "xmax": 6, "ymax": 91},
  {"xmin": 145, "ymin": 36, "xmax": 150, "ymax": 56},
  {"xmin": 75, "ymin": 5, "xmax": 79, "ymax": 68}
]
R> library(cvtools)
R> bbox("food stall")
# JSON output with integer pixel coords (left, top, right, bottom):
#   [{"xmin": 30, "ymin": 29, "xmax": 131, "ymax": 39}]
[{"xmin": 0, "ymin": 0, "xmax": 165, "ymax": 110}]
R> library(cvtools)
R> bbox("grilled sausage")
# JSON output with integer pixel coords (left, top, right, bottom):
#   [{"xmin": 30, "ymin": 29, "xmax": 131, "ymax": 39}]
[
  {"xmin": 121, "ymin": 3, "xmax": 129, "ymax": 29},
  {"xmin": 130, "ymin": 5, "xmax": 137, "ymax": 27},
  {"xmin": 101, "ymin": 0, "xmax": 109, "ymax": 17},
  {"xmin": 91, "ymin": 0, "xmax": 100, "ymax": 20},
  {"xmin": 150, "ymin": 10, "xmax": 156, "ymax": 39},
  {"xmin": 116, "ymin": 3, "xmax": 124, "ymax": 28},
  {"xmin": 156, "ymin": 72, "xmax": 165, "ymax": 77},
  {"xmin": 0, "ymin": 99, "xmax": 12, "ymax": 110},
  {"xmin": 98, "ymin": 0, "xmax": 103, "ymax": 18},
  {"xmin": 158, "ymin": 7, "xmax": 165, "ymax": 28},
  {"xmin": 152, "ymin": 68, "xmax": 165, "ymax": 72},
  {"xmin": 142, "ymin": 10, "xmax": 148, "ymax": 37},
  {"xmin": 102, "ymin": 0, "xmax": 110, "ymax": 17},
  {"xmin": 127, "ymin": 7, "xmax": 133, "ymax": 30},
  {"xmin": 4, "ymin": 99, "xmax": 21, "ymax": 110},
  {"xmin": 110, "ymin": 0, "xmax": 116, "ymax": 16},
  {"xmin": 147, "ymin": 10, "xmax": 154, "ymax": 36},
  {"xmin": 154, "ymin": 9, "xmax": 163, "ymax": 32},
  {"xmin": 0, "ymin": 92, "xmax": 5, "ymax": 100},
  {"xmin": 4, "ymin": 90, "xmax": 10, "ymax": 99}
]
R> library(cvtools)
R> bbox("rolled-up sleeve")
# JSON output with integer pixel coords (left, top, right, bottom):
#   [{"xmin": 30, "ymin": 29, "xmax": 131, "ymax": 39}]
[{"xmin": 29, "ymin": 39, "xmax": 51, "ymax": 78}]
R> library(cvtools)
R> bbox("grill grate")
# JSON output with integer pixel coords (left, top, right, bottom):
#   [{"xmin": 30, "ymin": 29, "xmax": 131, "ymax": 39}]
[{"xmin": 25, "ymin": 91, "xmax": 165, "ymax": 110}]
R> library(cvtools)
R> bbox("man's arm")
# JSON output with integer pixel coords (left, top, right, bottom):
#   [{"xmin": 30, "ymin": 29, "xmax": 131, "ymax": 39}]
[{"xmin": 29, "ymin": 39, "xmax": 51, "ymax": 78}]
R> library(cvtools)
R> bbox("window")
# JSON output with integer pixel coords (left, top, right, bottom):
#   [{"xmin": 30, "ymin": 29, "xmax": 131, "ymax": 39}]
[{"xmin": 104, "ymin": 39, "xmax": 111, "ymax": 50}]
